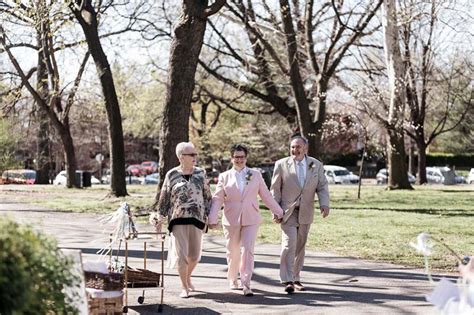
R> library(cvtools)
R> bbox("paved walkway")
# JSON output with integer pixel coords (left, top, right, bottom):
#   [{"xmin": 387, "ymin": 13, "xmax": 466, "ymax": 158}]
[{"xmin": 0, "ymin": 200, "xmax": 444, "ymax": 314}]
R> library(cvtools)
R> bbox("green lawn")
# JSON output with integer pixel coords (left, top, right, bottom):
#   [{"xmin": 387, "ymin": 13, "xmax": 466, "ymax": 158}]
[{"xmin": 1, "ymin": 184, "xmax": 473, "ymax": 270}]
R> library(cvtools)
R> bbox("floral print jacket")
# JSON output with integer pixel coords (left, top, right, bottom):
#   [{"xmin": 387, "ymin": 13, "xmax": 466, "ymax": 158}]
[{"xmin": 156, "ymin": 166, "xmax": 212, "ymax": 231}]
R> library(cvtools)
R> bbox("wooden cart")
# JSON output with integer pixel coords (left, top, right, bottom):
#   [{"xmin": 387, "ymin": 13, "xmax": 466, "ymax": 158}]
[{"xmin": 114, "ymin": 232, "xmax": 166, "ymax": 313}]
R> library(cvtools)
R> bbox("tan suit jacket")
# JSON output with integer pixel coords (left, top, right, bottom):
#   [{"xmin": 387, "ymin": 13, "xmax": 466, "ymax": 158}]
[
  {"xmin": 209, "ymin": 168, "xmax": 283, "ymax": 226},
  {"xmin": 270, "ymin": 156, "xmax": 329, "ymax": 224}
]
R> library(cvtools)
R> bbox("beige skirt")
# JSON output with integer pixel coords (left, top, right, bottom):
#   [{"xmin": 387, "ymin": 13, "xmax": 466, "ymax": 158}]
[{"xmin": 167, "ymin": 224, "xmax": 203, "ymax": 269}]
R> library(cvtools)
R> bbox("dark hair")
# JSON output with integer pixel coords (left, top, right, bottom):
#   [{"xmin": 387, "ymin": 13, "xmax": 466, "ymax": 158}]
[
  {"xmin": 230, "ymin": 144, "xmax": 248, "ymax": 157},
  {"xmin": 290, "ymin": 133, "xmax": 308, "ymax": 145}
]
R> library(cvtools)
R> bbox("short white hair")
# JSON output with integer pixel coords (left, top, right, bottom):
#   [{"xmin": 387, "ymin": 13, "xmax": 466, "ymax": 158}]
[{"xmin": 175, "ymin": 142, "xmax": 195, "ymax": 158}]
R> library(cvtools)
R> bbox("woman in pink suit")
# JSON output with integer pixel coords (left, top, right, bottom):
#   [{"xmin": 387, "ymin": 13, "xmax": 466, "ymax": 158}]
[{"xmin": 208, "ymin": 144, "xmax": 284, "ymax": 296}]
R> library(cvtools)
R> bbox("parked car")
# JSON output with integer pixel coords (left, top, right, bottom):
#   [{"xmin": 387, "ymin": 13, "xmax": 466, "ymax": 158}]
[
  {"xmin": 53, "ymin": 170, "xmax": 100, "ymax": 186},
  {"xmin": 53, "ymin": 171, "xmax": 68, "ymax": 185},
  {"xmin": 1, "ymin": 169, "xmax": 36, "ymax": 184},
  {"xmin": 426, "ymin": 166, "xmax": 465, "ymax": 185},
  {"xmin": 468, "ymin": 168, "xmax": 474, "ymax": 184},
  {"xmin": 125, "ymin": 175, "xmax": 142, "ymax": 185},
  {"xmin": 126, "ymin": 164, "xmax": 142, "ymax": 177},
  {"xmin": 376, "ymin": 168, "xmax": 416, "ymax": 185},
  {"xmin": 101, "ymin": 169, "xmax": 111, "ymax": 184},
  {"xmin": 140, "ymin": 161, "xmax": 158, "ymax": 175},
  {"xmin": 323, "ymin": 165, "xmax": 359, "ymax": 184},
  {"xmin": 143, "ymin": 172, "xmax": 159, "ymax": 185},
  {"xmin": 425, "ymin": 167, "xmax": 445, "ymax": 184}
]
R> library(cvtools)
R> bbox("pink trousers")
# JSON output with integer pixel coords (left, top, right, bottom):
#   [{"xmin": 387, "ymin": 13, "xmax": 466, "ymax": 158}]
[{"xmin": 223, "ymin": 224, "xmax": 259, "ymax": 288}]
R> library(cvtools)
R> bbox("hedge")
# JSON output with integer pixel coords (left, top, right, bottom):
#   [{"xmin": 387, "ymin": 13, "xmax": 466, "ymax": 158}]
[
  {"xmin": 426, "ymin": 153, "xmax": 474, "ymax": 168},
  {"xmin": 0, "ymin": 217, "xmax": 79, "ymax": 314}
]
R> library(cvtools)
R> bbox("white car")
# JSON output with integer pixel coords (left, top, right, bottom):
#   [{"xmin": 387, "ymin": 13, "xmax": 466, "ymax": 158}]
[
  {"xmin": 467, "ymin": 168, "xmax": 474, "ymax": 184},
  {"xmin": 425, "ymin": 167, "xmax": 445, "ymax": 184},
  {"xmin": 324, "ymin": 165, "xmax": 359, "ymax": 184},
  {"xmin": 53, "ymin": 170, "xmax": 100, "ymax": 186},
  {"xmin": 53, "ymin": 171, "xmax": 68, "ymax": 185},
  {"xmin": 425, "ymin": 166, "xmax": 465, "ymax": 185}
]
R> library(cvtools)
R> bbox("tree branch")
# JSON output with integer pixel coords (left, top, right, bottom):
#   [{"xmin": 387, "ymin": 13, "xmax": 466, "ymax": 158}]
[{"xmin": 203, "ymin": 0, "xmax": 226, "ymax": 18}]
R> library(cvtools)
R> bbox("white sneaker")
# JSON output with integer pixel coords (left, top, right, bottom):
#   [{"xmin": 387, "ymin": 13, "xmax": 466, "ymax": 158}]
[
  {"xmin": 179, "ymin": 289, "xmax": 189, "ymax": 298},
  {"xmin": 243, "ymin": 286, "xmax": 254, "ymax": 297},
  {"xmin": 229, "ymin": 280, "xmax": 240, "ymax": 290}
]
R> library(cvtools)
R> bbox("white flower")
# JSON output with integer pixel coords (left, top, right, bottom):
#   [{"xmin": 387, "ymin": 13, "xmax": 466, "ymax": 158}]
[{"xmin": 409, "ymin": 232, "xmax": 433, "ymax": 256}]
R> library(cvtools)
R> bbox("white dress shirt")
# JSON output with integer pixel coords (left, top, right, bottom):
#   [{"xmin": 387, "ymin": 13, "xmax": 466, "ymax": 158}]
[{"xmin": 233, "ymin": 167, "xmax": 248, "ymax": 194}]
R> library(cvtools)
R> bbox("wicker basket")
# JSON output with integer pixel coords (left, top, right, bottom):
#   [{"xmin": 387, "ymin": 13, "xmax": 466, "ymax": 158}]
[
  {"xmin": 85, "ymin": 271, "xmax": 124, "ymax": 291},
  {"xmin": 126, "ymin": 267, "xmax": 161, "ymax": 287},
  {"xmin": 87, "ymin": 292, "xmax": 123, "ymax": 315}
]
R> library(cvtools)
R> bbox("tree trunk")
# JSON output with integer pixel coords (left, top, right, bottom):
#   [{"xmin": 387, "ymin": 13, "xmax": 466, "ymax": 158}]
[
  {"xmin": 306, "ymin": 79, "xmax": 328, "ymax": 159},
  {"xmin": 279, "ymin": 0, "xmax": 329, "ymax": 158},
  {"xmin": 34, "ymin": 38, "xmax": 52, "ymax": 184},
  {"xmin": 71, "ymin": 1, "xmax": 127, "ymax": 196},
  {"xmin": 416, "ymin": 141, "xmax": 427, "ymax": 184},
  {"xmin": 408, "ymin": 139, "xmax": 416, "ymax": 177},
  {"xmin": 382, "ymin": 0, "xmax": 412, "ymax": 190},
  {"xmin": 386, "ymin": 129, "xmax": 411, "ymax": 189},
  {"xmin": 157, "ymin": 0, "xmax": 225, "ymax": 190},
  {"xmin": 58, "ymin": 119, "xmax": 78, "ymax": 188}
]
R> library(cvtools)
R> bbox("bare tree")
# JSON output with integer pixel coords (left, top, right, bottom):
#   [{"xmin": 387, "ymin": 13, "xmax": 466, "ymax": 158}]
[
  {"xmin": 156, "ymin": 0, "xmax": 226, "ymax": 192},
  {"xmin": 70, "ymin": 0, "xmax": 128, "ymax": 196},
  {"xmin": 198, "ymin": 0, "xmax": 382, "ymax": 157},
  {"xmin": 1, "ymin": 0, "xmax": 56, "ymax": 184},
  {"xmin": 401, "ymin": 1, "xmax": 473, "ymax": 184},
  {"xmin": 1, "ymin": 10, "xmax": 89, "ymax": 187},
  {"xmin": 350, "ymin": 0, "xmax": 473, "ymax": 186}
]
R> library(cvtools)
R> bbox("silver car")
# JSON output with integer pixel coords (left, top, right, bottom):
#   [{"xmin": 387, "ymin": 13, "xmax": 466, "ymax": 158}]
[{"xmin": 376, "ymin": 168, "xmax": 416, "ymax": 185}]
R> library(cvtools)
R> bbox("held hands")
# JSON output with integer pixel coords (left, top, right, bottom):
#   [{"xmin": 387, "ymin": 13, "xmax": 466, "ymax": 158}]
[
  {"xmin": 320, "ymin": 206, "xmax": 330, "ymax": 218},
  {"xmin": 272, "ymin": 214, "xmax": 283, "ymax": 224}
]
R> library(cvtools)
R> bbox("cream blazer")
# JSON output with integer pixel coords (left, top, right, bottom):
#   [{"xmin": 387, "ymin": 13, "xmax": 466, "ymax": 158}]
[
  {"xmin": 209, "ymin": 168, "xmax": 283, "ymax": 226},
  {"xmin": 270, "ymin": 156, "xmax": 329, "ymax": 224}
]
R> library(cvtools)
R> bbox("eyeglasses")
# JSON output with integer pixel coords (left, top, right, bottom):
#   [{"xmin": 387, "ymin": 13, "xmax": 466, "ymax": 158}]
[
  {"xmin": 182, "ymin": 153, "xmax": 198, "ymax": 157},
  {"xmin": 232, "ymin": 155, "xmax": 246, "ymax": 159}
]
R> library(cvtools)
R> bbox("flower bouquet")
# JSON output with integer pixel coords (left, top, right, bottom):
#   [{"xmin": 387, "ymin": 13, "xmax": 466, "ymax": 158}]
[{"xmin": 410, "ymin": 233, "xmax": 473, "ymax": 314}]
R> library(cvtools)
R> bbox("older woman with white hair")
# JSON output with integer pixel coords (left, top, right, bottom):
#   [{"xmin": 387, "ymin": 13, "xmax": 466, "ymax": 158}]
[{"xmin": 150, "ymin": 142, "xmax": 212, "ymax": 298}]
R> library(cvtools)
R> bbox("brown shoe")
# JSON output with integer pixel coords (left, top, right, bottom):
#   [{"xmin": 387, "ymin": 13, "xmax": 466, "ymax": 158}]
[
  {"xmin": 284, "ymin": 282, "xmax": 295, "ymax": 294},
  {"xmin": 294, "ymin": 281, "xmax": 305, "ymax": 291}
]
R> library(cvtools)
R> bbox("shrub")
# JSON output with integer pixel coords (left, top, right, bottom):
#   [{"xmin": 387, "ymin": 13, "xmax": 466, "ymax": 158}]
[{"xmin": 0, "ymin": 217, "xmax": 79, "ymax": 314}]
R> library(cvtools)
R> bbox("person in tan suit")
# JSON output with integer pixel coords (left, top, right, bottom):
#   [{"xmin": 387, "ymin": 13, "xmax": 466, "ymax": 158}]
[
  {"xmin": 209, "ymin": 144, "xmax": 284, "ymax": 297},
  {"xmin": 270, "ymin": 135, "xmax": 330, "ymax": 294}
]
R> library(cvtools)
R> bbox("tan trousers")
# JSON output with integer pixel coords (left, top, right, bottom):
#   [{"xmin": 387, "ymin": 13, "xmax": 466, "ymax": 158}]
[
  {"xmin": 223, "ymin": 224, "xmax": 259, "ymax": 288},
  {"xmin": 170, "ymin": 225, "xmax": 203, "ymax": 270},
  {"xmin": 280, "ymin": 210, "xmax": 311, "ymax": 282}
]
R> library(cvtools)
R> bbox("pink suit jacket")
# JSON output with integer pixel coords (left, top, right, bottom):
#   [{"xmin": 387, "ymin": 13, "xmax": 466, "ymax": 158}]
[{"xmin": 209, "ymin": 168, "xmax": 284, "ymax": 226}]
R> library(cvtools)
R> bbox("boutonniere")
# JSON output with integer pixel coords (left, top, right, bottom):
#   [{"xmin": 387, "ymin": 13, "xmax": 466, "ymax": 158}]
[
  {"xmin": 245, "ymin": 170, "xmax": 253, "ymax": 185},
  {"xmin": 309, "ymin": 162, "xmax": 315, "ymax": 170}
]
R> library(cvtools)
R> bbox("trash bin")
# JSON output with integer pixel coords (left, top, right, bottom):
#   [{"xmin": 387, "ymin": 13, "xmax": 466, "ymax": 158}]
[
  {"xmin": 82, "ymin": 171, "xmax": 91, "ymax": 187},
  {"xmin": 75, "ymin": 171, "xmax": 84, "ymax": 188}
]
